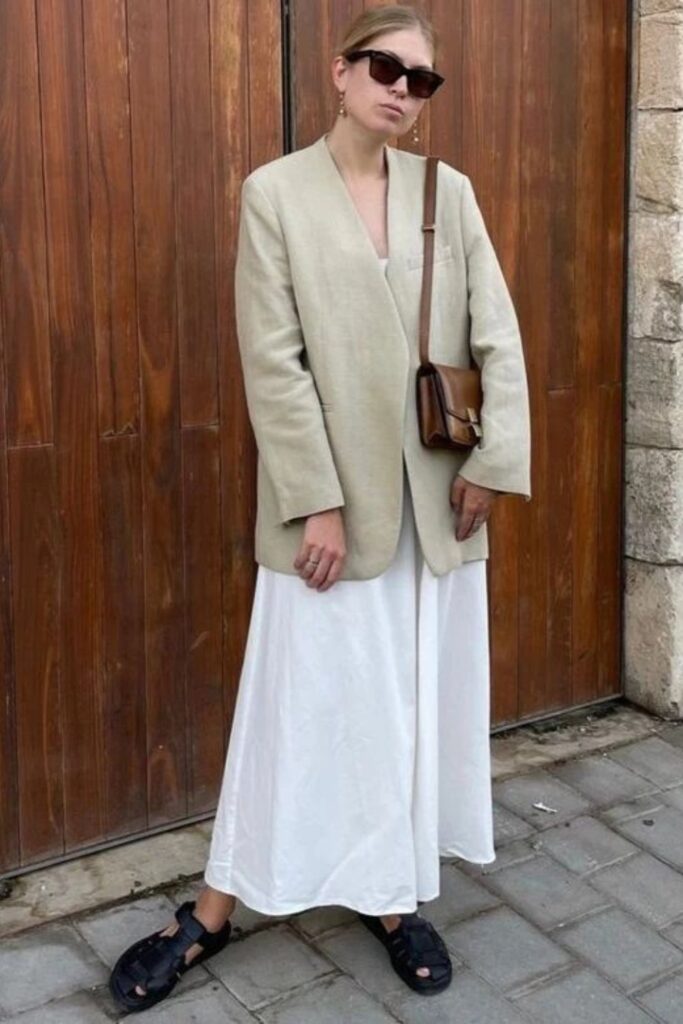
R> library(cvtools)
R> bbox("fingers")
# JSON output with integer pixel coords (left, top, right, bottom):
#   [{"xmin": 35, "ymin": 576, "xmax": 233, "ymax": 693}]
[
  {"xmin": 294, "ymin": 542, "xmax": 346, "ymax": 591},
  {"xmin": 454, "ymin": 499, "xmax": 490, "ymax": 541}
]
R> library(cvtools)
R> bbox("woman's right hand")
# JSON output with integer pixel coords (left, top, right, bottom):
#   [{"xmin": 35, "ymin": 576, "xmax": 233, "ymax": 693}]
[{"xmin": 293, "ymin": 508, "xmax": 346, "ymax": 591}]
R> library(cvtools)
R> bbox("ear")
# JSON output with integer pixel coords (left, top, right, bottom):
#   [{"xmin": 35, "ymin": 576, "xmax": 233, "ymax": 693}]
[{"xmin": 331, "ymin": 54, "xmax": 348, "ymax": 90}]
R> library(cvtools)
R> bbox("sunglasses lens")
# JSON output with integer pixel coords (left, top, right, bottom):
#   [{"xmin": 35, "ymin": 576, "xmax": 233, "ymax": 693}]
[
  {"xmin": 369, "ymin": 53, "xmax": 402, "ymax": 85},
  {"xmin": 410, "ymin": 72, "xmax": 439, "ymax": 99},
  {"xmin": 368, "ymin": 52, "xmax": 441, "ymax": 99}
]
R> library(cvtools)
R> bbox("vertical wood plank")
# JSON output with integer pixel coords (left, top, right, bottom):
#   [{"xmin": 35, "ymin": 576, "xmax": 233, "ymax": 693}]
[
  {"xmin": 127, "ymin": 0, "xmax": 188, "ymax": 824},
  {"xmin": 598, "ymin": 382, "xmax": 623, "ymax": 699},
  {"xmin": 169, "ymin": 0, "xmax": 219, "ymax": 428},
  {"xmin": 0, "ymin": 296, "xmax": 19, "ymax": 872},
  {"xmin": 182, "ymin": 427, "xmax": 224, "ymax": 811},
  {"xmin": 37, "ymin": 0, "xmax": 105, "ymax": 849},
  {"xmin": 10, "ymin": 447, "xmax": 62, "ymax": 863},
  {"xmin": 517, "ymin": 0, "xmax": 552, "ymax": 719},
  {"xmin": 0, "ymin": 0, "xmax": 53, "ymax": 446},
  {"xmin": 573, "ymin": 0, "xmax": 605, "ymax": 706},
  {"xmin": 82, "ymin": 0, "xmax": 140, "ymax": 437},
  {"xmin": 99, "ymin": 435, "xmax": 147, "ymax": 836},
  {"xmin": 547, "ymin": 389, "xmax": 576, "ymax": 709},
  {"xmin": 549, "ymin": 0, "xmax": 579, "ymax": 389}
]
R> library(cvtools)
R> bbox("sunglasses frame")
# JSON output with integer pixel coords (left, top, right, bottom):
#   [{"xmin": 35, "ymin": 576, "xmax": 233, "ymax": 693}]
[{"xmin": 344, "ymin": 48, "xmax": 445, "ymax": 99}]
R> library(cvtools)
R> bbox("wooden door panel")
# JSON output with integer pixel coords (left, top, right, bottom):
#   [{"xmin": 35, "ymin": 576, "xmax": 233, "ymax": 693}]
[{"xmin": 290, "ymin": 0, "xmax": 627, "ymax": 728}]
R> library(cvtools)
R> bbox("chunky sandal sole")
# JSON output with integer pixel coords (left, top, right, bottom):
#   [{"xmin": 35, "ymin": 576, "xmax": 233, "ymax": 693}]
[
  {"xmin": 108, "ymin": 900, "xmax": 232, "ymax": 1014},
  {"xmin": 358, "ymin": 911, "xmax": 453, "ymax": 995}
]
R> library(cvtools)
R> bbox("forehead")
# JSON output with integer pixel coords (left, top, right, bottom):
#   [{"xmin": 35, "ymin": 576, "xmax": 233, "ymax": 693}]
[{"xmin": 368, "ymin": 28, "xmax": 434, "ymax": 69}]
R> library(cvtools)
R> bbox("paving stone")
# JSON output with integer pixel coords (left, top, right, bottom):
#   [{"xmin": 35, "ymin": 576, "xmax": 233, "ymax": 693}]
[
  {"xmin": 0, "ymin": 920, "xmax": 107, "ymax": 1016},
  {"xmin": 493, "ymin": 803, "xmax": 537, "ymax": 845},
  {"xmin": 290, "ymin": 905, "xmax": 357, "ymax": 939},
  {"xmin": 658, "ymin": 725, "xmax": 683, "ymax": 751},
  {"xmin": 0, "ymin": 991, "xmax": 110, "ymax": 1023},
  {"xmin": 459, "ymin": 838, "xmax": 541, "ymax": 878},
  {"xmin": 492, "ymin": 770, "xmax": 594, "ymax": 830},
  {"xmin": 549, "ymin": 753, "xmax": 658, "ymax": 807},
  {"xmin": 442, "ymin": 906, "xmax": 572, "ymax": 994},
  {"xmin": 257, "ymin": 973, "xmax": 398, "ymax": 1024},
  {"xmin": 657, "ymin": 783, "xmax": 683, "ymax": 813},
  {"xmin": 418, "ymin": 864, "xmax": 500, "ymax": 929},
  {"xmin": 385, "ymin": 967, "xmax": 534, "ymax": 1023},
  {"xmin": 532, "ymin": 816, "xmax": 639, "ymax": 876},
  {"xmin": 611, "ymin": 803, "xmax": 683, "ymax": 870},
  {"xmin": 607, "ymin": 737, "xmax": 683, "ymax": 789},
  {"xmin": 474, "ymin": 854, "xmax": 611, "ymax": 930},
  {"xmin": 135, "ymin": 979, "xmax": 257, "ymax": 1022},
  {"xmin": 513, "ymin": 966, "xmax": 655, "ymax": 1023},
  {"xmin": 601, "ymin": 792, "xmax": 667, "ymax": 825},
  {"xmin": 74, "ymin": 893, "xmax": 178, "ymax": 967},
  {"xmin": 552, "ymin": 906, "xmax": 683, "ymax": 994},
  {"xmin": 206, "ymin": 923, "xmax": 334, "ymax": 1010},
  {"xmin": 316, "ymin": 918, "xmax": 463, "ymax": 1003},
  {"xmin": 635, "ymin": 969, "xmax": 683, "ymax": 1023},
  {"xmin": 588, "ymin": 851, "xmax": 683, "ymax": 929}
]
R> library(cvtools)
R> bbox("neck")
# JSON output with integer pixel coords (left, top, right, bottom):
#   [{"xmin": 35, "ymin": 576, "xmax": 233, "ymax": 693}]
[{"xmin": 324, "ymin": 118, "xmax": 389, "ymax": 181}]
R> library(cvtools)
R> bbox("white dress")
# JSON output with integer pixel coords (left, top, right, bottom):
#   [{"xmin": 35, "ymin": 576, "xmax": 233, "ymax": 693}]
[{"xmin": 204, "ymin": 256, "xmax": 496, "ymax": 916}]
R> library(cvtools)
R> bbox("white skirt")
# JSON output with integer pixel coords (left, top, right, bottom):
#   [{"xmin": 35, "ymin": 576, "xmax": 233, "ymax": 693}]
[{"xmin": 204, "ymin": 459, "xmax": 496, "ymax": 916}]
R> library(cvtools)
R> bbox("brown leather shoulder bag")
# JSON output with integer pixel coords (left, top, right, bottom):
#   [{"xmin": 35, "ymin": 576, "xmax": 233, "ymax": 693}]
[{"xmin": 416, "ymin": 156, "xmax": 483, "ymax": 450}]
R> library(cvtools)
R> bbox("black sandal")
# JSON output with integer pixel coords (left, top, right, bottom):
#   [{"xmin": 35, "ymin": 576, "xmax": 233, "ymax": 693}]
[
  {"xmin": 358, "ymin": 911, "xmax": 453, "ymax": 995},
  {"xmin": 108, "ymin": 900, "xmax": 232, "ymax": 1014}
]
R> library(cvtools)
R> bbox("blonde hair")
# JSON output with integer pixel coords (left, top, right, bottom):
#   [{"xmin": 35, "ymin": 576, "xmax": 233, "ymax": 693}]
[{"xmin": 335, "ymin": 4, "xmax": 439, "ymax": 67}]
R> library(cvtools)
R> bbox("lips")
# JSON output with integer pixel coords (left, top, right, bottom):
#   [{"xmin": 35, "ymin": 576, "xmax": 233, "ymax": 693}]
[{"xmin": 381, "ymin": 103, "xmax": 403, "ymax": 115}]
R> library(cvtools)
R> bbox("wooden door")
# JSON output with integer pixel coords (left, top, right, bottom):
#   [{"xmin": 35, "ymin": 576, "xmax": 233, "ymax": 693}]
[
  {"xmin": 0, "ymin": 0, "xmax": 282, "ymax": 876},
  {"xmin": 291, "ymin": 0, "xmax": 628, "ymax": 730},
  {"xmin": 0, "ymin": 0, "xmax": 628, "ymax": 876}
]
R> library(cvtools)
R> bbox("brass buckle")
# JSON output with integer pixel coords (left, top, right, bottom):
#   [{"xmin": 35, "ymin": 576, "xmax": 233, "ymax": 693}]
[{"xmin": 467, "ymin": 408, "xmax": 483, "ymax": 438}]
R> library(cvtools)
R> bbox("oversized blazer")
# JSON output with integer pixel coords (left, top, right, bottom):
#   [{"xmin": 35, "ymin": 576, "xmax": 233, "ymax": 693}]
[{"xmin": 234, "ymin": 131, "xmax": 531, "ymax": 580}]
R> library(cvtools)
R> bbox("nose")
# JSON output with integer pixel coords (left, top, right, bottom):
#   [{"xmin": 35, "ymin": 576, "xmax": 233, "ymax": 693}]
[{"xmin": 390, "ymin": 75, "xmax": 408, "ymax": 97}]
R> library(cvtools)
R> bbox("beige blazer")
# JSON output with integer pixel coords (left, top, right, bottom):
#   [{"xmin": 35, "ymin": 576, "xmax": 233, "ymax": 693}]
[{"xmin": 235, "ymin": 131, "xmax": 531, "ymax": 579}]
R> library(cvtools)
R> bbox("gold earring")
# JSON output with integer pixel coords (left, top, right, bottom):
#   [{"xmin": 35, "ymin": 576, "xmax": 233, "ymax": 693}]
[
  {"xmin": 412, "ymin": 117, "xmax": 419, "ymax": 145},
  {"xmin": 338, "ymin": 91, "xmax": 347, "ymax": 117}
]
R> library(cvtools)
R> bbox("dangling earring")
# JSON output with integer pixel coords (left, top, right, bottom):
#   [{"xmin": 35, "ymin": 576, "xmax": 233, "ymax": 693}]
[
  {"xmin": 411, "ymin": 117, "xmax": 419, "ymax": 145},
  {"xmin": 338, "ymin": 91, "xmax": 347, "ymax": 117}
]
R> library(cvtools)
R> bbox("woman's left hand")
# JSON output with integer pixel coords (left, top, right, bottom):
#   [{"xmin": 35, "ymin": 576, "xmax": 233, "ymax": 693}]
[{"xmin": 450, "ymin": 476, "xmax": 498, "ymax": 541}]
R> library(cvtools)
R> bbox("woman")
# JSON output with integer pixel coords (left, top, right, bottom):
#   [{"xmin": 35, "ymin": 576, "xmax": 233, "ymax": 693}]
[{"xmin": 109, "ymin": 4, "xmax": 531, "ymax": 1013}]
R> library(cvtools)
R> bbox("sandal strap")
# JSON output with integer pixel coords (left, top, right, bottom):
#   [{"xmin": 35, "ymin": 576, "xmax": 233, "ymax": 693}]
[
  {"xmin": 121, "ymin": 901, "xmax": 213, "ymax": 995},
  {"xmin": 387, "ymin": 915, "xmax": 451, "ymax": 972}
]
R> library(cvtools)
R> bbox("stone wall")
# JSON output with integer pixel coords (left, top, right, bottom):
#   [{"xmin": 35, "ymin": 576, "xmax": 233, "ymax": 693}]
[{"xmin": 626, "ymin": 0, "xmax": 683, "ymax": 716}]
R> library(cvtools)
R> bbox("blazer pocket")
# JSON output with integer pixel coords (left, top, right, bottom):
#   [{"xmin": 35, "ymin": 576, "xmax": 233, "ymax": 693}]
[{"xmin": 405, "ymin": 243, "xmax": 453, "ymax": 271}]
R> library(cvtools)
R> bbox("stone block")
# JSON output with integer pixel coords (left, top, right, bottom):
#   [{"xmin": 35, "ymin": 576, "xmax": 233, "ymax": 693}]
[
  {"xmin": 636, "ymin": 112, "xmax": 683, "ymax": 211},
  {"xmin": 549, "ymin": 753, "xmax": 658, "ymax": 807},
  {"xmin": 624, "ymin": 561, "xmax": 683, "ymax": 718},
  {"xmin": 639, "ymin": 12, "xmax": 683, "ymax": 109},
  {"xmin": 552, "ymin": 907, "xmax": 683, "ymax": 993},
  {"xmin": 607, "ymin": 736, "xmax": 683, "ymax": 787},
  {"xmin": 533, "ymin": 815, "xmax": 639, "ymax": 875},
  {"xmin": 589, "ymin": 851, "xmax": 683, "ymax": 928},
  {"xmin": 514, "ymin": 965, "xmax": 658, "ymax": 1023},
  {"xmin": 0, "ymin": 920, "xmax": 106, "ymax": 1016},
  {"xmin": 632, "ymin": 212, "xmax": 683, "ymax": 341},
  {"xmin": 207, "ymin": 923, "xmax": 333, "ymax": 1010},
  {"xmin": 443, "ymin": 906, "xmax": 572, "ymax": 994},
  {"xmin": 492, "ymin": 769, "xmax": 594, "ymax": 830},
  {"xmin": 257, "ymin": 974, "xmax": 398, "ymax": 1024},
  {"xmin": 626, "ymin": 339, "xmax": 683, "ymax": 448},
  {"xmin": 625, "ymin": 447, "xmax": 683, "ymax": 562},
  {"xmin": 471, "ymin": 854, "xmax": 610, "ymax": 930}
]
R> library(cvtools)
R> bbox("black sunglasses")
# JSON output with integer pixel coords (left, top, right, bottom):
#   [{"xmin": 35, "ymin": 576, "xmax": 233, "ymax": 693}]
[{"xmin": 344, "ymin": 48, "xmax": 445, "ymax": 99}]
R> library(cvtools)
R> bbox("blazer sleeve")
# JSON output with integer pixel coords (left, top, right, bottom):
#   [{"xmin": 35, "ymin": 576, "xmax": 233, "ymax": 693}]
[
  {"xmin": 456, "ymin": 175, "xmax": 532, "ymax": 502},
  {"xmin": 234, "ymin": 174, "xmax": 345, "ymax": 524}
]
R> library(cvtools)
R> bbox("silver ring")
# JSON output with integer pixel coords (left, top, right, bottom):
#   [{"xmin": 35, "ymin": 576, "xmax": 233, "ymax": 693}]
[{"xmin": 307, "ymin": 558, "xmax": 320, "ymax": 565}]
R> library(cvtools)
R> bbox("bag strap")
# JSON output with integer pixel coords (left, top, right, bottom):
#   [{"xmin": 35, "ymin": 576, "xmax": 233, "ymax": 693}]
[
  {"xmin": 418, "ymin": 156, "xmax": 439, "ymax": 367},
  {"xmin": 418, "ymin": 156, "xmax": 477, "ymax": 372}
]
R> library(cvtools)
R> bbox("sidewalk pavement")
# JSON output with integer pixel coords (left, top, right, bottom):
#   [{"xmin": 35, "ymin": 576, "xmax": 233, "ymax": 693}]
[{"xmin": 3, "ymin": 722, "xmax": 683, "ymax": 1022}]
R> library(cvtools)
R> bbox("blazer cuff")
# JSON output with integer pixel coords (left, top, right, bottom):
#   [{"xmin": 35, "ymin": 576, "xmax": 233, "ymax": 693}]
[{"xmin": 456, "ymin": 456, "xmax": 532, "ymax": 502}]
